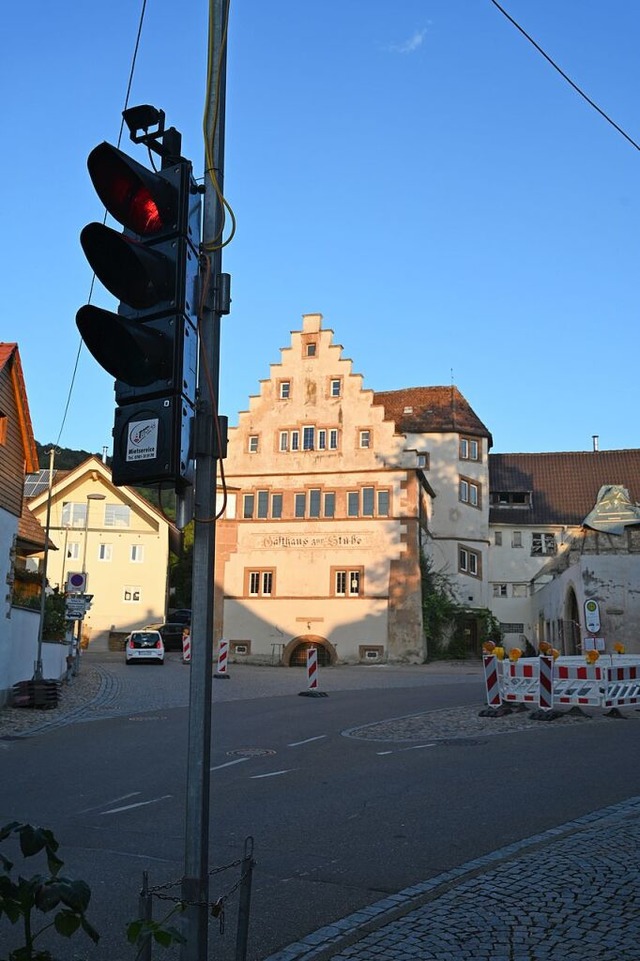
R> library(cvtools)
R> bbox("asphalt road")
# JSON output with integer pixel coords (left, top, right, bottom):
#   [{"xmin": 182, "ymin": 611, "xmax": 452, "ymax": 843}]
[{"xmin": 2, "ymin": 652, "xmax": 639, "ymax": 961}]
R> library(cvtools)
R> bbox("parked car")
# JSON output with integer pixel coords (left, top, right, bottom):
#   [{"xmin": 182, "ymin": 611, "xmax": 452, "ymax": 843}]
[
  {"xmin": 168, "ymin": 609, "xmax": 191, "ymax": 626},
  {"xmin": 125, "ymin": 630, "xmax": 165, "ymax": 665},
  {"xmin": 152, "ymin": 622, "xmax": 187, "ymax": 652}
]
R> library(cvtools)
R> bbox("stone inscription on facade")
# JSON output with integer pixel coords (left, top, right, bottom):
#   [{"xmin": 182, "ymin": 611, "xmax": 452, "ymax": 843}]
[{"xmin": 258, "ymin": 533, "xmax": 373, "ymax": 549}]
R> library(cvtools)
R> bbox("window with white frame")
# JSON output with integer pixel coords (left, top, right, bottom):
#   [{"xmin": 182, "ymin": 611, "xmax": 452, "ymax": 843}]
[
  {"xmin": 294, "ymin": 493, "xmax": 306, "ymax": 518},
  {"xmin": 309, "ymin": 489, "xmax": 321, "ymax": 518},
  {"xmin": 247, "ymin": 569, "xmax": 274, "ymax": 596},
  {"xmin": 243, "ymin": 494, "xmax": 255, "ymax": 519},
  {"xmin": 359, "ymin": 430, "xmax": 371, "ymax": 449},
  {"xmin": 271, "ymin": 493, "xmax": 283, "ymax": 519},
  {"xmin": 98, "ymin": 543, "xmax": 112, "ymax": 562},
  {"xmin": 377, "ymin": 490, "xmax": 390, "ymax": 516},
  {"xmin": 493, "ymin": 583, "xmax": 507, "ymax": 597},
  {"xmin": 66, "ymin": 542, "xmax": 80, "ymax": 560},
  {"xmin": 329, "ymin": 429, "xmax": 339, "ymax": 450},
  {"xmin": 334, "ymin": 568, "xmax": 362, "ymax": 597},
  {"xmin": 330, "ymin": 379, "xmax": 341, "ymax": 397},
  {"xmin": 532, "ymin": 532, "xmax": 556, "ymax": 556},
  {"xmin": 460, "ymin": 436, "xmax": 480, "ymax": 461},
  {"xmin": 324, "ymin": 492, "xmax": 335, "ymax": 517},
  {"xmin": 459, "ymin": 477, "xmax": 481, "ymax": 508},
  {"xmin": 61, "ymin": 502, "xmax": 87, "ymax": 528},
  {"xmin": 248, "ymin": 435, "xmax": 259, "ymax": 453},
  {"xmin": 279, "ymin": 381, "xmax": 291, "ymax": 399},
  {"xmin": 317, "ymin": 429, "xmax": 326, "ymax": 450},
  {"xmin": 302, "ymin": 426, "xmax": 315, "ymax": 450},
  {"xmin": 347, "ymin": 492, "xmax": 359, "ymax": 517},
  {"xmin": 130, "ymin": 544, "xmax": 144, "ymax": 563},
  {"xmin": 362, "ymin": 487, "xmax": 374, "ymax": 517},
  {"xmin": 257, "ymin": 490, "xmax": 269, "ymax": 518},
  {"xmin": 123, "ymin": 586, "xmax": 141, "ymax": 603},
  {"xmin": 306, "ymin": 342, "xmax": 317, "ymax": 357},
  {"xmin": 279, "ymin": 431, "xmax": 289, "ymax": 452},
  {"xmin": 290, "ymin": 431, "xmax": 300, "ymax": 451},
  {"xmin": 105, "ymin": 504, "xmax": 130, "ymax": 528},
  {"xmin": 458, "ymin": 546, "xmax": 481, "ymax": 578}
]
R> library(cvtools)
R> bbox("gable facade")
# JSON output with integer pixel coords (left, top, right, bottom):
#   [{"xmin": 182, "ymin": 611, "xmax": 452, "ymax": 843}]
[
  {"xmin": 216, "ymin": 315, "xmax": 494, "ymax": 664},
  {"xmin": 28, "ymin": 457, "xmax": 174, "ymax": 643}
]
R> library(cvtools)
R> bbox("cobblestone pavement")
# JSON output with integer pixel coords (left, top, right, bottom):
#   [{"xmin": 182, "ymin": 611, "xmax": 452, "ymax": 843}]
[
  {"xmin": 4, "ymin": 656, "xmax": 640, "ymax": 960},
  {"xmin": 263, "ymin": 796, "xmax": 640, "ymax": 961}
]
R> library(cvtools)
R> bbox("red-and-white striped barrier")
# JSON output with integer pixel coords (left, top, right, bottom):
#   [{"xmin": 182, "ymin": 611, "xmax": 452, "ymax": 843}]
[
  {"xmin": 214, "ymin": 638, "xmax": 230, "ymax": 679},
  {"xmin": 483, "ymin": 654, "xmax": 501, "ymax": 707},
  {"xmin": 306, "ymin": 646, "xmax": 318, "ymax": 690},
  {"xmin": 552, "ymin": 658, "xmax": 605, "ymax": 707},
  {"xmin": 298, "ymin": 646, "xmax": 328, "ymax": 698},
  {"xmin": 182, "ymin": 630, "xmax": 191, "ymax": 664},
  {"xmin": 482, "ymin": 652, "xmax": 640, "ymax": 714},
  {"xmin": 539, "ymin": 655, "xmax": 554, "ymax": 710},
  {"xmin": 602, "ymin": 662, "xmax": 640, "ymax": 708}
]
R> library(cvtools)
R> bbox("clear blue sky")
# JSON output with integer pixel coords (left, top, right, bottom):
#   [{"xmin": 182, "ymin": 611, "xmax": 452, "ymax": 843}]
[{"xmin": 5, "ymin": 1, "xmax": 638, "ymax": 457}]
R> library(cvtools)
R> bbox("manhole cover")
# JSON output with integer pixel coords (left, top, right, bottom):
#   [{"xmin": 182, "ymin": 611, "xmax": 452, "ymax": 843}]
[{"xmin": 227, "ymin": 748, "xmax": 276, "ymax": 757}]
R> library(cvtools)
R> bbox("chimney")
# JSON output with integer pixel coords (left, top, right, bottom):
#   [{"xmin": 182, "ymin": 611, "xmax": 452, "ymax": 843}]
[{"xmin": 592, "ymin": 435, "xmax": 599, "ymax": 452}]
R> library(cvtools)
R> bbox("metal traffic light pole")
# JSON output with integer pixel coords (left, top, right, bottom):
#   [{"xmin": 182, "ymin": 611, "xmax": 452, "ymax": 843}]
[{"xmin": 181, "ymin": 2, "xmax": 229, "ymax": 958}]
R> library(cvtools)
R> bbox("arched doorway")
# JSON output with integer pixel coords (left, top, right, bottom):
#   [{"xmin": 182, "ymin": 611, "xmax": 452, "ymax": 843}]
[
  {"xmin": 282, "ymin": 635, "xmax": 337, "ymax": 667},
  {"xmin": 564, "ymin": 587, "xmax": 581, "ymax": 655}
]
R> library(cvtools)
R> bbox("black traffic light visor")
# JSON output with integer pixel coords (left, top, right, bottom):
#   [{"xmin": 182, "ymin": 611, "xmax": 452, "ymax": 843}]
[
  {"xmin": 76, "ymin": 305, "xmax": 173, "ymax": 387},
  {"xmin": 87, "ymin": 142, "xmax": 177, "ymax": 237},
  {"xmin": 80, "ymin": 223, "xmax": 176, "ymax": 310}
]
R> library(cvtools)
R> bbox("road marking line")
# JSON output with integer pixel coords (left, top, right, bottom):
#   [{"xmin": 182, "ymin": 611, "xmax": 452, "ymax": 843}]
[
  {"xmin": 77, "ymin": 792, "xmax": 140, "ymax": 813},
  {"xmin": 250, "ymin": 770, "xmax": 293, "ymax": 779},
  {"xmin": 210, "ymin": 757, "xmax": 250, "ymax": 771},
  {"xmin": 288, "ymin": 735, "xmax": 327, "ymax": 747},
  {"xmin": 376, "ymin": 743, "xmax": 437, "ymax": 755},
  {"xmin": 99, "ymin": 795, "xmax": 172, "ymax": 815}
]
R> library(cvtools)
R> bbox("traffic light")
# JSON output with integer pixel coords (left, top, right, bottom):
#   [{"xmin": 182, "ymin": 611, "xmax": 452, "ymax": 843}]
[{"xmin": 76, "ymin": 136, "xmax": 201, "ymax": 489}]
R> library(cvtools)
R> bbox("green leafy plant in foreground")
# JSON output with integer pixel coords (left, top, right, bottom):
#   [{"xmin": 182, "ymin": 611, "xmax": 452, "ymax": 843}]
[{"xmin": 0, "ymin": 822, "xmax": 99, "ymax": 961}]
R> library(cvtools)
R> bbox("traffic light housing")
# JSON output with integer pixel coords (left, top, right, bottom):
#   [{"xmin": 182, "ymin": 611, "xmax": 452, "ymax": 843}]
[{"xmin": 77, "ymin": 138, "xmax": 201, "ymax": 489}]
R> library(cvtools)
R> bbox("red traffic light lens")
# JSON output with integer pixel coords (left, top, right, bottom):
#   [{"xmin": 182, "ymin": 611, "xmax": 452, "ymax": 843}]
[{"xmin": 87, "ymin": 143, "xmax": 177, "ymax": 237}]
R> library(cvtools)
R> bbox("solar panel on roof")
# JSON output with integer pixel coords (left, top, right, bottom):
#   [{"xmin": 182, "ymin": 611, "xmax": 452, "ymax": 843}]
[{"xmin": 24, "ymin": 469, "xmax": 57, "ymax": 498}]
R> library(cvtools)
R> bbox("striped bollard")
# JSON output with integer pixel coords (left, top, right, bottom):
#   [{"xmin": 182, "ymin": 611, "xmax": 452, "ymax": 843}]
[
  {"xmin": 483, "ymin": 654, "xmax": 501, "ymax": 708},
  {"xmin": 539, "ymin": 654, "xmax": 554, "ymax": 710},
  {"xmin": 214, "ymin": 638, "xmax": 230, "ymax": 679},
  {"xmin": 299, "ymin": 646, "xmax": 328, "ymax": 698},
  {"xmin": 182, "ymin": 630, "xmax": 191, "ymax": 665}
]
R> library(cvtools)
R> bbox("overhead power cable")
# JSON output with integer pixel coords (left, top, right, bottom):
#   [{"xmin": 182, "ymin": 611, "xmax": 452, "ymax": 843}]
[{"xmin": 489, "ymin": 0, "xmax": 639, "ymax": 152}]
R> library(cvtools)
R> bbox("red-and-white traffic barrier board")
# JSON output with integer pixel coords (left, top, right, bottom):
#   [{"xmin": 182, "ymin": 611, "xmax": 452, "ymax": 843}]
[
  {"xmin": 539, "ymin": 655, "xmax": 554, "ymax": 710},
  {"xmin": 182, "ymin": 631, "xmax": 191, "ymax": 664},
  {"xmin": 552, "ymin": 658, "xmax": 605, "ymax": 707},
  {"xmin": 602, "ymin": 662, "xmax": 640, "ymax": 708},
  {"xmin": 501, "ymin": 658, "xmax": 540, "ymax": 705},
  {"xmin": 214, "ymin": 638, "xmax": 230, "ymax": 679},
  {"xmin": 483, "ymin": 654, "xmax": 501, "ymax": 707},
  {"xmin": 298, "ymin": 645, "xmax": 328, "ymax": 698}
]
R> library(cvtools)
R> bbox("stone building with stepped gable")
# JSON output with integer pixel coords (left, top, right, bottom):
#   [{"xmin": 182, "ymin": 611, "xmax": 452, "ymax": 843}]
[{"xmin": 215, "ymin": 313, "xmax": 493, "ymax": 665}]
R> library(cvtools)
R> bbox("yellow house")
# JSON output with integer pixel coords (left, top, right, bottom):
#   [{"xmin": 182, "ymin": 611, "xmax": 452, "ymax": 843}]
[{"xmin": 28, "ymin": 456, "xmax": 178, "ymax": 644}]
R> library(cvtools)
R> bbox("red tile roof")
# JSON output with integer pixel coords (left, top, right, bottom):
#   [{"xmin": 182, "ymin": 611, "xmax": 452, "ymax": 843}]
[
  {"xmin": 372, "ymin": 386, "xmax": 493, "ymax": 443},
  {"xmin": 489, "ymin": 450, "xmax": 640, "ymax": 526},
  {"xmin": 0, "ymin": 343, "xmax": 38, "ymax": 473}
]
